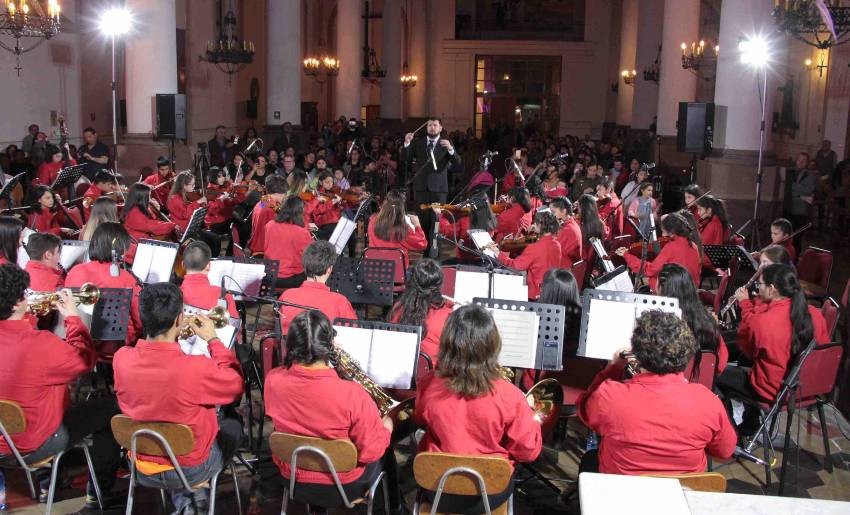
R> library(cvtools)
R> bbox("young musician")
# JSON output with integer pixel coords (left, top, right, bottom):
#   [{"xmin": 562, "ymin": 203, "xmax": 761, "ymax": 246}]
[
  {"xmin": 0, "ymin": 215, "xmax": 24, "ymax": 266},
  {"xmin": 550, "ymin": 197, "xmax": 582, "ymax": 267},
  {"xmin": 113, "ymin": 283, "xmax": 244, "ymax": 514},
  {"xmin": 576, "ymin": 193, "xmax": 606, "ymax": 262},
  {"xmin": 26, "ymin": 185, "xmax": 66, "ymax": 236},
  {"xmin": 122, "ymin": 183, "xmax": 177, "ymax": 243},
  {"xmin": 615, "ymin": 212, "xmax": 702, "ymax": 291},
  {"xmin": 434, "ymin": 192, "xmax": 497, "ymax": 264},
  {"xmin": 759, "ymin": 244, "xmax": 792, "ymax": 267},
  {"xmin": 312, "ymin": 171, "xmax": 344, "ymax": 241},
  {"xmin": 489, "ymin": 209, "xmax": 562, "ymax": 300},
  {"xmin": 0, "ymin": 264, "xmax": 120, "ymax": 509},
  {"xmin": 388, "ymin": 259, "xmax": 453, "ymax": 364},
  {"xmin": 204, "ymin": 167, "xmax": 243, "ymax": 232},
  {"xmin": 180, "ymin": 241, "xmax": 239, "ymax": 318},
  {"xmin": 657, "ymin": 264, "xmax": 729, "ymax": 374},
  {"xmin": 278, "ymin": 240, "xmax": 357, "ymax": 334},
  {"xmin": 286, "ymin": 170, "xmax": 321, "ymax": 227},
  {"xmin": 23, "ymin": 232, "xmax": 64, "ymax": 292},
  {"xmin": 367, "ymin": 189, "xmax": 427, "ymax": 268},
  {"xmin": 167, "ymin": 171, "xmax": 222, "ymax": 257},
  {"xmin": 769, "ymin": 218, "xmax": 797, "ymax": 263},
  {"xmin": 415, "ymin": 305, "xmax": 542, "ymax": 512},
  {"xmin": 596, "ymin": 178, "xmax": 623, "ymax": 237},
  {"xmin": 35, "ymin": 144, "xmax": 75, "ymax": 186},
  {"xmin": 81, "ymin": 171, "xmax": 120, "ymax": 221},
  {"xmin": 683, "ymin": 183, "xmax": 705, "ymax": 218},
  {"xmin": 695, "ymin": 195, "xmax": 730, "ymax": 246},
  {"xmin": 262, "ymin": 196, "xmax": 314, "ymax": 289},
  {"xmin": 264, "ymin": 310, "xmax": 399, "ymax": 511},
  {"xmin": 542, "ymin": 163, "xmax": 568, "ymax": 198},
  {"xmin": 576, "ymin": 310, "xmax": 736, "ymax": 474},
  {"xmin": 620, "ymin": 165, "xmax": 649, "ymax": 208},
  {"xmin": 80, "ymin": 197, "xmax": 118, "ymax": 242},
  {"xmin": 142, "ymin": 156, "xmax": 174, "ymax": 209},
  {"xmin": 627, "ymin": 182, "xmax": 658, "ymax": 239},
  {"xmin": 492, "ymin": 187, "xmax": 532, "ymax": 242},
  {"xmin": 247, "ymin": 175, "xmax": 287, "ymax": 255}
]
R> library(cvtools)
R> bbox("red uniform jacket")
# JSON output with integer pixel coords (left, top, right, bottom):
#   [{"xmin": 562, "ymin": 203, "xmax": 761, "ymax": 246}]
[
  {"xmin": 82, "ymin": 183, "xmax": 103, "ymax": 221},
  {"xmin": 36, "ymin": 159, "xmax": 76, "ymax": 186},
  {"xmin": 0, "ymin": 316, "xmax": 94, "ymax": 454},
  {"xmin": 278, "ymin": 281, "xmax": 357, "ymax": 335},
  {"xmin": 414, "ymin": 372, "xmax": 542, "ymax": 468},
  {"xmin": 556, "ymin": 217, "xmax": 583, "ymax": 268},
  {"xmin": 577, "ymin": 363, "xmax": 736, "ymax": 475},
  {"xmin": 166, "ymin": 194, "xmax": 205, "ymax": 233},
  {"xmin": 180, "ymin": 273, "xmax": 239, "ymax": 318},
  {"xmin": 438, "ymin": 216, "xmax": 480, "ymax": 262},
  {"xmin": 715, "ymin": 333, "xmax": 729, "ymax": 374},
  {"xmin": 493, "ymin": 204, "xmax": 527, "ymax": 243},
  {"xmin": 599, "ymin": 195, "xmax": 624, "ymax": 238},
  {"xmin": 142, "ymin": 173, "xmax": 171, "ymax": 209},
  {"xmin": 389, "ymin": 303, "xmax": 453, "ymax": 365},
  {"xmin": 311, "ymin": 192, "xmax": 343, "ymax": 227},
  {"xmin": 366, "ymin": 214, "xmax": 428, "ymax": 269},
  {"xmin": 699, "ymin": 215, "xmax": 729, "ymax": 268},
  {"xmin": 113, "ymin": 339, "xmax": 243, "ymax": 467},
  {"xmin": 781, "ymin": 240, "xmax": 797, "ymax": 263},
  {"xmin": 66, "ymin": 261, "xmax": 143, "ymax": 346},
  {"xmin": 247, "ymin": 200, "xmax": 278, "ymax": 254},
  {"xmin": 27, "ymin": 207, "xmax": 62, "ymax": 235},
  {"xmin": 124, "ymin": 206, "xmax": 176, "ymax": 242},
  {"xmin": 623, "ymin": 236, "xmax": 701, "ymax": 292},
  {"xmin": 736, "ymin": 297, "xmax": 830, "ymax": 400},
  {"xmin": 262, "ymin": 221, "xmax": 314, "ymax": 278},
  {"xmin": 497, "ymin": 234, "xmax": 562, "ymax": 299},
  {"xmin": 264, "ymin": 365, "xmax": 390, "ymax": 484},
  {"xmin": 25, "ymin": 260, "xmax": 64, "ymax": 291},
  {"xmin": 204, "ymin": 184, "xmax": 244, "ymax": 226}
]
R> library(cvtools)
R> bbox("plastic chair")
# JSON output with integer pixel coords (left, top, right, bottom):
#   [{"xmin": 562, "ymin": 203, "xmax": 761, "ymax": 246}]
[
  {"xmin": 0, "ymin": 400, "xmax": 103, "ymax": 515},
  {"xmin": 797, "ymin": 247, "xmax": 833, "ymax": 300},
  {"xmin": 111, "ymin": 415, "xmax": 241, "ymax": 515},
  {"xmin": 571, "ymin": 260, "xmax": 587, "ymax": 292},
  {"xmin": 821, "ymin": 298, "xmax": 840, "ymax": 339},
  {"xmin": 269, "ymin": 432, "xmax": 388, "ymax": 515},
  {"xmin": 363, "ymin": 247, "xmax": 407, "ymax": 294},
  {"xmin": 643, "ymin": 472, "xmax": 726, "ymax": 492},
  {"xmin": 683, "ymin": 350, "xmax": 718, "ymax": 390},
  {"xmin": 230, "ymin": 223, "xmax": 246, "ymax": 258},
  {"xmin": 412, "ymin": 452, "xmax": 514, "ymax": 515}
]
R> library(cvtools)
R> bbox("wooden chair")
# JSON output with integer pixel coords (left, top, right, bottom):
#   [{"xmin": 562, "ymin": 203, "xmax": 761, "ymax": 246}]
[
  {"xmin": 412, "ymin": 452, "xmax": 514, "ymax": 515},
  {"xmin": 269, "ymin": 432, "xmax": 388, "ymax": 515},
  {"xmin": 0, "ymin": 400, "xmax": 103, "ymax": 514},
  {"xmin": 110, "ymin": 414, "xmax": 241, "ymax": 515},
  {"xmin": 643, "ymin": 472, "xmax": 727, "ymax": 492}
]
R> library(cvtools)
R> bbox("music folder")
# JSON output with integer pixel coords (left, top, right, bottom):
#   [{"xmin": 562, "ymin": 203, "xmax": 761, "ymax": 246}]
[
  {"xmin": 132, "ymin": 239, "xmax": 179, "ymax": 283},
  {"xmin": 332, "ymin": 319, "xmax": 422, "ymax": 390}
]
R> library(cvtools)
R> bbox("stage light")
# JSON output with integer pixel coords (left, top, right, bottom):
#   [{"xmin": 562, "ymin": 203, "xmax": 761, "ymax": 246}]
[
  {"xmin": 739, "ymin": 37, "xmax": 769, "ymax": 67},
  {"xmin": 99, "ymin": 7, "xmax": 132, "ymax": 37}
]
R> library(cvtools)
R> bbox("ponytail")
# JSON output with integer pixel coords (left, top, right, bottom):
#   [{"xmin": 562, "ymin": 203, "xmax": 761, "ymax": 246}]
[
  {"xmin": 663, "ymin": 211, "xmax": 704, "ymax": 259},
  {"xmin": 762, "ymin": 264, "xmax": 814, "ymax": 362}
]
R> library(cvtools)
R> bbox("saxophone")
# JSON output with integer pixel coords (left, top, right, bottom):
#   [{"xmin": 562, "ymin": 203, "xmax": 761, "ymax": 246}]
[{"xmin": 329, "ymin": 346, "xmax": 412, "ymax": 421}]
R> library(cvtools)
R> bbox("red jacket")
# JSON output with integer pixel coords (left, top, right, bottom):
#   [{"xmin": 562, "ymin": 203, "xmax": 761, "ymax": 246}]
[
  {"xmin": 264, "ymin": 365, "xmax": 390, "ymax": 484},
  {"xmin": 389, "ymin": 303, "xmax": 453, "ymax": 365},
  {"xmin": 736, "ymin": 297, "xmax": 830, "ymax": 400},
  {"xmin": 438, "ymin": 216, "xmax": 480, "ymax": 262},
  {"xmin": 247, "ymin": 200, "xmax": 278, "ymax": 254},
  {"xmin": 113, "ymin": 339, "xmax": 243, "ymax": 467},
  {"xmin": 25, "ymin": 260, "xmax": 64, "ymax": 291},
  {"xmin": 0, "ymin": 316, "xmax": 94, "ymax": 454},
  {"xmin": 311, "ymin": 191, "xmax": 343, "ymax": 227},
  {"xmin": 414, "ymin": 372, "xmax": 542, "ymax": 468},
  {"xmin": 180, "ymin": 273, "xmax": 239, "ymax": 318},
  {"xmin": 493, "ymin": 204, "xmax": 526, "ymax": 243},
  {"xmin": 142, "ymin": 173, "xmax": 171, "ymax": 208},
  {"xmin": 81, "ymin": 184, "xmax": 103, "ymax": 221},
  {"xmin": 497, "ymin": 234, "xmax": 562, "ymax": 299},
  {"xmin": 599, "ymin": 195, "xmax": 624, "ymax": 238},
  {"xmin": 278, "ymin": 280, "xmax": 357, "ymax": 335},
  {"xmin": 577, "ymin": 363, "xmax": 737, "ymax": 475},
  {"xmin": 166, "ymin": 194, "xmax": 205, "ymax": 233},
  {"xmin": 623, "ymin": 236, "xmax": 701, "ymax": 292},
  {"xmin": 262, "ymin": 221, "xmax": 314, "ymax": 278},
  {"xmin": 27, "ymin": 207, "xmax": 62, "ymax": 235},
  {"xmin": 556, "ymin": 217, "xmax": 583, "ymax": 268},
  {"xmin": 699, "ymin": 215, "xmax": 729, "ymax": 246},
  {"xmin": 36, "ymin": 159, "xmax": 76, "ymax": 186},
  {"xmin": 66, "ymin": 261, "xmax": 143, "ymax": 346},
  {"xmin": 366, "ymin": 214, "xmax": 428, "ymax": 268},
  {"xmin": 204, "ymin": 184, "xmax": 244, "ymax": 225},
  {"xmin": 124, "ymin": 206, "xmax": 176, "ymax": 242}
]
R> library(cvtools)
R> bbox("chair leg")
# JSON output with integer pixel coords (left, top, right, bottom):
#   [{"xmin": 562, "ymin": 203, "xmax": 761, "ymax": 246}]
[
  {"xmin": 23, "ymin": 469, "xmax": 37, "ymax": 500},
  {"xmin": 778, "ymin": 405, "xmax": 796, "ymax": 496},
  {"xmin": 45, "ymin": 451, "xmax": 65, "ymax": 515},
  {"xmin": 125, "ymin": 467, "xmax": 136, "ymax": 515},
  {"xmin": 231, "ymin": 463, "xmax": 243, "ymax": 515},
  {"xmin": 816, "ymin": 401, "xmax": 834, "ymax": 473},
  {"xmin": 280, "ymin": 486, "xmax": 288, "ymax": 515},
  {"xmin": 209, "ymin": 470, "xmax": 221, "ymax": 515},
  {"xmin": 80, "ymin": 443, "xmax": 104, "ymax": 511},
  {"xmin": 159, "ymin": 489, "xmax": 168, "ymax": 512}
]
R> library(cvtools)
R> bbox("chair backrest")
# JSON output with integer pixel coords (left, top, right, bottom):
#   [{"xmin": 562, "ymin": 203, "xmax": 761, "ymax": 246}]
[
  {"xmin": 269, "ymin": 432, "xmax": 358, "ymax": 473},
  {"xmin": 363, "ymin": 247, "xmax": 406, "ymax": 284},
  {"xmin": 711, "ymin": 273, "xmax": 731, "ymax": 313},
  {"xmin": 110, "ymin": 415, "xmax": 195, "ymax": 456},
  {"xmin": 441, "ymin": 266, "xmax": 456, "ymax": 297},
  {"xmin": 841, "ymin": 278, "xmax": 850, "ymax": 310},
  {"xmin": 798, "ymin": 343, "xmax": 844, "ymax": 400},
  {"xmin": 571, "ymin": 260, "xmax": 587, "ymax": 291},
  {"xmin": 413, "ymin": 452, "xmax": 513, "ymax": 496},
  {"xmin": 0, "ymin": 400, "xmax": 26, "ymax": 434},
  {"xmin": 730, "ymin": 232, "xmax": 745, "ymax": 247},
  {"xmin": 683, "ymin": 351, "xmax": 718, "ymax": 390},
  {"xmin": 643, "ymin": 472, "xmax": 727, "ymax": 492},
  {"xmin": 797, "ymin": 247, "xmax": 833, "ymax": 290},
  {"xmin": 821, "ymin": 298, "xmax": 840, "ymax": 339},
  {"xmin": 230, "ymin": 223, "xmax": 246, "ymax": 258}
]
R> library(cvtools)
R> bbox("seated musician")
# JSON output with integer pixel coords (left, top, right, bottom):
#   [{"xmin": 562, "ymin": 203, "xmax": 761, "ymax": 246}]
[
  {"xmin": 278, "ymin": 240, "xmax": 356, "ymax": 334},
  {"xmin": 24, "ymin": 232, "xmax": 64, "ymax": 292},
  {"xmin": 488, "ymin": 209, "xmax": 562, "ymax": 300},
  {"xmin": 80, "ymin": 197, "xmax": 118, "ymax": 241},
  {"xmin": 264, "ymin": 310, "xmax": 400, "ymax": 512},
  {"xmin": 657, "ymin": 264, "xmax": 728, "ymax": 374},
  {"xmin": 683, "ymin": 183, "xmax": 705, "ymax": 219},
  {"xmin": 576, "ymin": 194, "xmax": 607, "ymax": 262},
  {"xmin": 262, "ymin": 196, "xmax": 314, "ymax": 289},
  {"xmin": 695, "ymin": 195, "xmax": 730, "ymax": 247},
  {"xmin": 769, "ymin": 218, "xmax": 797, "ymax": 263},
  {"xmin": 0, "ymin": 215, "xmax": 24, "ymax": 266},
  {"xmin": 492, "ymin": 187, "xmax": 532, "ymax": 242},
  {"xmin": 205, "ymin": 167, "xmax": 245, "ymax": 238},
  {"xmin": 81, "ymin": 171, "xmax": 120, "ymax": 222},
  {"xmin": 122, "ymin": 183, "xmax": 177, "ymax": 244},
  {"xmin": 35, "ymin": 144, "xmax": 75, "ymax": 186},
  {"xmin": 367, "ymin": 190, "xmax": 427, "ymax": 268},
  {"xmin": 759, "ymin": 244, "xmax": 792, "ymax": 267},
  {"xmin": 180, "ymin": 241, "xmax": 239, "ymax": 318},
  {"xmin": 577, "ymin": 310, "xmax": 736, "ymax": 474},
  {"xmin": 415, "ymin": 305, "xmax": 542, "ymax": 513},
  {"xmin": 247, "ymin": 175, "xmax": 287, "ymax": 255},
  {"xmin": 0, "ymin": 264, "xmax": 120, "ymax": 509},
  {"xmin": 312, "ymin": 171, "xmax": 344, "ymax": 241},
  {"xmin": 433, "ymin": 192, "xmax": 497, "ymax": 264},
  {"xmin": 388, "ymin": 259, "xmax": 453, "ymax": 364},
  {"xmin": 286, "ymin": 171, "xmax": 322, "ymax": 228},
  {"xmin": 542, "ymin": 162, "xmax": 569, "ymax": 199},
  {"xmin": 550, "ymin": 197, "xmax": 582, "ymax": 267},
  {"xmin": 142, "ymin": 156, "xmax": 174, "ymax": 210},
  {"xmin": 614, "ymin": 212, "xmax": 702, "ymax": 291},
  {"xmin": 26, "ymin": 185, "xmax": 69, "ymax": 236},
  {"xmin": 167, "ymin": 171, "xmax": 221, "ymax": 257},
  {"xmin": 66, "ymin": 223, "xmax": 143, "ymax": 346},
  {"xmin": 113, "ymin": 282, "xmax": 244, "ymax": 514},
  {"xmin": 596, "ymin": 178, "xmax": 623, "ymax": 237},
  {"xmin": 715, "ymin": 264, "xmax": 829, "ymax": 432}
]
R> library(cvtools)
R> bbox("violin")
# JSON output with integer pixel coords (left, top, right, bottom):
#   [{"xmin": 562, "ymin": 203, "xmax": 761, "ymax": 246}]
[
  {"xmin": 186, "ymin": 189, "xmax": 220, "ymax": 202},
  {"xmin": 260, "ymin": 194, "xmax": 282, "ymax": 212},
  {"xmin": 498, "ymin": 233, "xmax": 539, "ymax": 252},
  {"xmin": 628, "ymin": 235, "xmax": 672, "ymax": 258},
  {"xmin": 330, "ymin": 187, "xmax": 364, "ymax": 204}
]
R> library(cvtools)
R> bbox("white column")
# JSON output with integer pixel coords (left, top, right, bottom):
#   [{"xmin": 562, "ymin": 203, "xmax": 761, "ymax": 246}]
[
  {"xmin": 631, "ymin": 0, "xmax": 664, "ymax": 130},
  {"xmin": 655, "ymin": 0, "xmax": 699, "ymax": 136},
  {"xmin": 407, "ymin": 0, "xmax": 428, "ymax": 118},
  {"xmin": 616, "ymin": 0, "xmax": 638, "ymax": 126},
  {"xmin": 124, "ymin": 0, "xmax": 177, "ymax": 134},
  {"xmin": 267, "ymin": 0, "xmax": 301, "ymax": 125},
  {"xmin": 380, "ymin": 0, "xmax": 402, "ymax": 120},
  {"xmin": 714, "ymin": 0, "xmax": 777, "ymax": 151},
  {"xmin": 336, "ymin": 0, "xmax": 364, "ymax": 120}
]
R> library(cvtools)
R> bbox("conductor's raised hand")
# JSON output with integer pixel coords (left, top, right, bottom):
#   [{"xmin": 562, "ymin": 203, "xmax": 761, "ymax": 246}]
[
  {"xmin": 439, "ymin": 139, "xmax": 454, "ymax": 152},
  {"xmin": 404, "ymin": 133, "xmax": 414, "ymax": 146}
]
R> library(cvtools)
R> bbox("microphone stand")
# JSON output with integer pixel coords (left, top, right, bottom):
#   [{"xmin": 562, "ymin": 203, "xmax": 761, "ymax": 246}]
[
  {"xmin": 626, "ymin": 217, "xmax": 650, "ymax": 290},
  {"xmin": 449, "ymin": 152, "xmax": 496, "ymax": 205}
]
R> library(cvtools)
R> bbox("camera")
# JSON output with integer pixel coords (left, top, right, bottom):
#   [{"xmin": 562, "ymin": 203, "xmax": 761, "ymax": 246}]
[{"xmin": 197, "ymin": 142, "xmax": 208, "ymax": 151}]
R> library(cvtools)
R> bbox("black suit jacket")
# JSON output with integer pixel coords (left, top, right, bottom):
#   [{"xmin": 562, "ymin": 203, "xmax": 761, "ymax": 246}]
[{"xmin": 401, "ymin": 137, "xmax": 462, "ymax": 195}]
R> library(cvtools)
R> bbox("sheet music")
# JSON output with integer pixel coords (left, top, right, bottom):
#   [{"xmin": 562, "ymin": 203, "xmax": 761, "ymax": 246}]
[
  {"xmin": 132, "ymin": 240, "xmax": 178, "ymax": 283},
  {"xmin": 489, "ymin": 308, "xmax": 538, "ymax": 369},
  {"xmin": 333, "ymin": 325, "xmax": 373, "ymax": 372},
  {"xmin": 468, "ymin": 229, "xmax": 497, "ymax": 258},
  {"xmin": 21, "ymin": 227, "xmax": 34, "ymax": 245},
  {"xmin": 595, "ymin": 268, "xmax": 633, "ymax": 292},
  {"xmin": 590, "ymin": 237, "xmax": 615, "ymax": 273},
  {"xmin": 491, "ymin": 273, "xmax": 528, "ymax": 301},
  {"xmin": 454, "ymin": 270, "xmax": 490, "ymax": 305},
  {"xmin": 583, "ymin": 299, "xmax": 636, "ymax": 359},
  {"xmin": 60, "ymin": 240, "xmax": 89, "ymax": 271},
  {"xmin": 207, "ymin": 260, "xmax": 266, "ymax": 298},
  {"xmin": 328, "ymin": 217, "xmax": 357, "ymax": 254},
  {"xmin": 368, "ymin": 329, "xmax": 418, "ymax": 389},
  {"xmin": 16, "ymin": 245, "xmax": 29, "ymax": 268}
]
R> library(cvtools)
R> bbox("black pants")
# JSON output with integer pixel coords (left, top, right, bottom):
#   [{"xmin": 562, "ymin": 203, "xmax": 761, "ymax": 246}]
[
  {"xmin": 578, "ymin": 449, "xmax": 599, "ymax": 474},
  {"xmin": 208, "ymin": 221, "xmax": 232, "ymax": 255},
  {"xmin": 290, "ymin": 450, "xmax": 400, "ymax": 509},
  {"xmin": 423, "ymin": 473, "xmax": 514, "ymax": 514},
  {"xmin": 415, "ymin": 190, "xmax": 446, "ymax": 255},
  {"xmin": 714, "ymin": 364, "xmax": 764, "ymax": 432},
  {"xmin": 275, "ymin": 273, "xmax": 306, "ymax": 290}
]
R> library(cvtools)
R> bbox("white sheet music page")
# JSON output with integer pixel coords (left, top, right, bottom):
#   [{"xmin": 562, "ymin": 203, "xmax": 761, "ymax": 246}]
[
  {"xmin": 329, "ymin": 217, "xmax": 357, "ymax": 254},
  {"xmin": 454, "ymin": 270, "xmax": 490, "ymax": 305},
  {"xmin": 16, "ymin": 245, "xmax": 29, "ymax": 268},
  {"xmin": 333, "ymin": 325, "xmax": 374, "ymax": 373},
  {"xmin": 467, "ymin": 229, "xmax": 497, "ymax": 258},
  {"xmin": 490, "ymin": 308, "xmax": 538, "ymax": 369},
  {"xmin": 131, "ymin": 242, "xmax": 155, "ymax": 282},
  {"xmin": 583, "ymin": 299, "xmax": 636, "ymax": 359},
  {"xmin": 60, "ymin": 241, "xmax": 89, "ymax": 270},
  {"xmin": 147, "ymin": 245, "xmax": 178, "ymax": 283},
  {"xmin": 491, "ymin": 273, "xmax": 528, "ymax": 301},
  {"xmin": 230, "ymin": 262, "xmax": 266, "ymax": 297},
  {"xmin": 368, "ymin": 329, "xmax": 418, "ymax": 389}
]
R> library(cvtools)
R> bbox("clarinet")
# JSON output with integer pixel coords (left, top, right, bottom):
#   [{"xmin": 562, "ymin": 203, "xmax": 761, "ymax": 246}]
[{"xmin": 718, "ymin": 265, "xmax": 763, "ymax": 320}]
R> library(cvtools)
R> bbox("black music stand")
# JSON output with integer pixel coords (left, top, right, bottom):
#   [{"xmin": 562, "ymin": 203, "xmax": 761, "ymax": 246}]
[
  {"xmin": 590, "ymin": 265, "xmax": 634, "ymax": 292},
  {"xmin": 0, "ymin": 172, "xmax": 25, "ymax": 207},
  {"xmin": 88, "ymin": 287, "xmax": 133, "ymax": 341},
  {"xmin": 703, "ymin": 244, "xmax": 758, "ymax": 271},
  {"xmin": 181, "ymin": 206, "xmax": 209, "ymax": 242},
  {"xmin": 332, "ymin": 318, "xmax": 423, "ymax": 389},
  {"xmin": 50, "ymin": 164, "xmax": 86, "ymax": 191},
  {"xmin": 471, "ymin": 298, "xmax": 566, "ymax": 372},
  {"xmin": 328, "ymin": 255, "xmax": 395, "ymax": 308}
]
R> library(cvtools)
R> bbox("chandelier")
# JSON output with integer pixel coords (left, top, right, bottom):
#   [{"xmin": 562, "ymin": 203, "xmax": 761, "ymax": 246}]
[
  {"xmin": 0, "ymin": 0, "xmax": 61, "ymax": 76},
  {"xmin": 643, "ymin": 45, "xmax": 661, "ymax": 84},
  {"xmin": 400, "ymin": 63, "xmax": 417, "ymax": 89},
  {"xmin": 303, "ymin": 52, "xmax": 340, "ymax": 83},
  {"xmin": 773, "ymin": 0, "xmax": 850, "ymax": 49},
  {"xmin": 621, "ymin": 69, "xmax": 636, "ymax": 86},
  {"xmin": 201, "ymin": 2, "xmax": 254, "ymax": 84},
  {"xmin": 681, "ymin": 40, "xmax": 719, "ymax": 80}
]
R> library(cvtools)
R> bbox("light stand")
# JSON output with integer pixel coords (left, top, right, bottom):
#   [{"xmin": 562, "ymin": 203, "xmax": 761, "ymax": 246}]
[
  {"xmin": 110, "ymin": 34, "xmax": 118, "ymax": 174},
  {"xmin": 99, "ymin": 8, "xmax": 132, "ymax": 175}
]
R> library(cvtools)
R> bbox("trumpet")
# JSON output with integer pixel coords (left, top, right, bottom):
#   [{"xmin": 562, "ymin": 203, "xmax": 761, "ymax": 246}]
[
  {"xmin": 330, "ymin": 346, "xmax": 413, "ymax": 422},
  {"xmin": 179, "ymin": 306, "xmax": 229, "ymax": 340},
  {"xmin": 27, "ymin": 283, "xmax": 100, "ymax": 316}
]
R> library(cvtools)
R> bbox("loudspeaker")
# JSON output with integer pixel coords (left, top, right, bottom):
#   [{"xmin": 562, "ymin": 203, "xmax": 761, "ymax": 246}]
[
  {"xmin": 154, "ymin": 94, "xmax": 186, "ymax": 139},
  {"xmin": 676, "ymin": 102, "xmax": 714, "ymax": 153}
]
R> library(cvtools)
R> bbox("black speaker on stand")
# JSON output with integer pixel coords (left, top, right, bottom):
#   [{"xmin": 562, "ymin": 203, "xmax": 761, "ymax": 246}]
[
  {"xmin": 154, "ymin": 93, "xmax": 186, "ymax": 181},
  {"xmin": 676, "ymin": 102, "xmax": 714, "ymax": 154}
]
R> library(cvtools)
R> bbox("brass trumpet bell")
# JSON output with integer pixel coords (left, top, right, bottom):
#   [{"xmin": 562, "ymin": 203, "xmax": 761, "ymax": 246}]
[
  {"xmin": 525, "ymin": 378, "xmax": 563, "ymax": 435},
  {"xmin": 179, "ymin": 306, "xmax": 229, "ymax": 339},
  {"xmin": 27, "ymin": 283, "xmax": 101, "ymax": 316}
]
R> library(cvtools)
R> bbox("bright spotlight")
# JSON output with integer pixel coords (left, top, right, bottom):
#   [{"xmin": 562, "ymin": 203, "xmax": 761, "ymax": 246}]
[
  {"xmin": 99, "ymin": 8, "xmax": 133, "ymax": 37},
  {"xmin": 739, "ymin": 37, "xmax": 769, "ymax": 67}
]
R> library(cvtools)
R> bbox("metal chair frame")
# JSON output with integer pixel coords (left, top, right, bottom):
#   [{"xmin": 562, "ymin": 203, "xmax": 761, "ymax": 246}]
[{"xmin": 412, "ymin": 465, "xmax": 514, "ymax": 515}]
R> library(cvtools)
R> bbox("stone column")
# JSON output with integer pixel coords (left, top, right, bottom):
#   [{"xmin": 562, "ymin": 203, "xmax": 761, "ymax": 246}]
[
  {"xmin": 124, "ymin": 0, "xmax": 177, "ymax": 134},
  {"xmin": 616, "ymin": 0, "xmax": 638, "ymax": 126},
  {"xmin": 407, "ymin": 0, "xmax": 428, "ymax": 118},
  {"xmin": 336, "ymin": 0, "xmax": 364, "ymax": 120},
  {"xmin": 655, "ymin": 0, "xmax": 699, "ymax": 136},
  {"xmin": 631, "ymin": 0, "xmax": 664, "ymax": 130},
  {"xmin": 380, "ymin": 0, "xmax": 402, "ymax": 120},
  {"xmin": 267, "ymin": 0, "xmax": 301, "ymax": 125}
]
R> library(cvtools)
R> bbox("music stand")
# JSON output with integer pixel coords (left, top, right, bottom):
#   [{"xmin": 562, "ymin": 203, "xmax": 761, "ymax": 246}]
[
  {"xmin": 333, "ymin": 318, "xmax": 423, "ymax": 389},
  {"xmin": 454, "ymin": 264, "xmax": 526, "ymax": 303},
  {"xmin": 472, "ymin": 298, "xmax": 566, "ymax": 372},
  {"xmin": 0, "ymin": 172, "xmax": 25, "ymax": 207},
  {"xmin": 590, "ymin": 265, "xmax": 634, "ymax": 292},
  {"xmin": 88, "ymin": 287, "xmax": 133, "ymax": 341},
  {"xmin": 50, "ymin": 164, "xmax": 86, "ymax": 191},
  {"xmin": 703, "ymin": 244, "xmax": 758, "ymax": 271},
  {"xmin": 328, "ymin": 255, "xmax": 395, "ymax": 307},
  {"xmin": 180, "ymin": 206, "xmax": 208, "ymax": 242}
]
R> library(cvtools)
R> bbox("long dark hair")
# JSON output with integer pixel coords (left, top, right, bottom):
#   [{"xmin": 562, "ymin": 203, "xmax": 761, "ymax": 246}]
[
  {"xmin": 373, "ymin": 189, "xmax": 409, "ymax": 242},
  {"xmin": 275, "ymin": 196, "xmax": 305, "ymax": 226},
  {"xmin": 0, "ymin": 216, "xmax": 23, "ymax": 263},
  {"xmin": 284, "ymin": 310, "xmax": 336, "ymax": 368},
  {"xmin": 388, "ymin": 259, "xmax": 445, "ymax": 339},
  {"xmin": 762, "ymin": 264, "xmax": 813, "ymax": 363},
  {"xmin": 27, "ymin": 185, "xmax": 56, "ymax": 214},
  {"xmin": 437, "ymin": 305, "xmax": 502, "ymax": 398},
  {"xmin": 88, "ymin": 222, "xmax": 131, "ymax": 263},
  {"xmin": 122, "ymin": 183, "xmax": 152, "ymax": 221},
  {"xmin": 538, "ymin": 268, "xmax": 582, "ymax": 347},
  {"xmin": 533, "ymin": 209, "xmax": 559, "ymax": 235},
  {"xmin": 509, "ymin": 187, "xmax": 532, "ymax": 213},
  {"xmin": 169, "ymin": 170, "xmax": 195, "ymax": 199},
  {"xmin": 696, "ymin": 195, "xmax": 729, "ymax": 228},
  {"xmin": 663, "ymin": 211, "xmax": 703, "ymax": 259},
  {"xmin": 577, "ymin": 194, "xmax": 604, "ymax": 244}
]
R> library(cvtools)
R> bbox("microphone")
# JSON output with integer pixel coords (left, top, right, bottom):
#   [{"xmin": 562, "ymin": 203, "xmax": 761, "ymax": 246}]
[
  {"xmin": 109, "ymin": 239, "xmax": 120, "ymax": 277},
  {"xmin": 510, "ymin": 158, "xmax": 526, "ymax": 182},
  {"xmin": 217, "ymin": 276, "xmax": 228, "ymax": 309}
]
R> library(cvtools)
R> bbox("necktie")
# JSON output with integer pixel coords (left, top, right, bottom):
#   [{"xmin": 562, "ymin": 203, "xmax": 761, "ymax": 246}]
[{"xmin": 427, "ymin": 139, "xmax": 435, "ymax": 153}]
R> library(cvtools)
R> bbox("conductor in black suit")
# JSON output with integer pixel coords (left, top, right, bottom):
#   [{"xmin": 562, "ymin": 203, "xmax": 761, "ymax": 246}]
[{"xmin": 400, "ymin": 117, "xmax": 461, "ymax": 251}]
